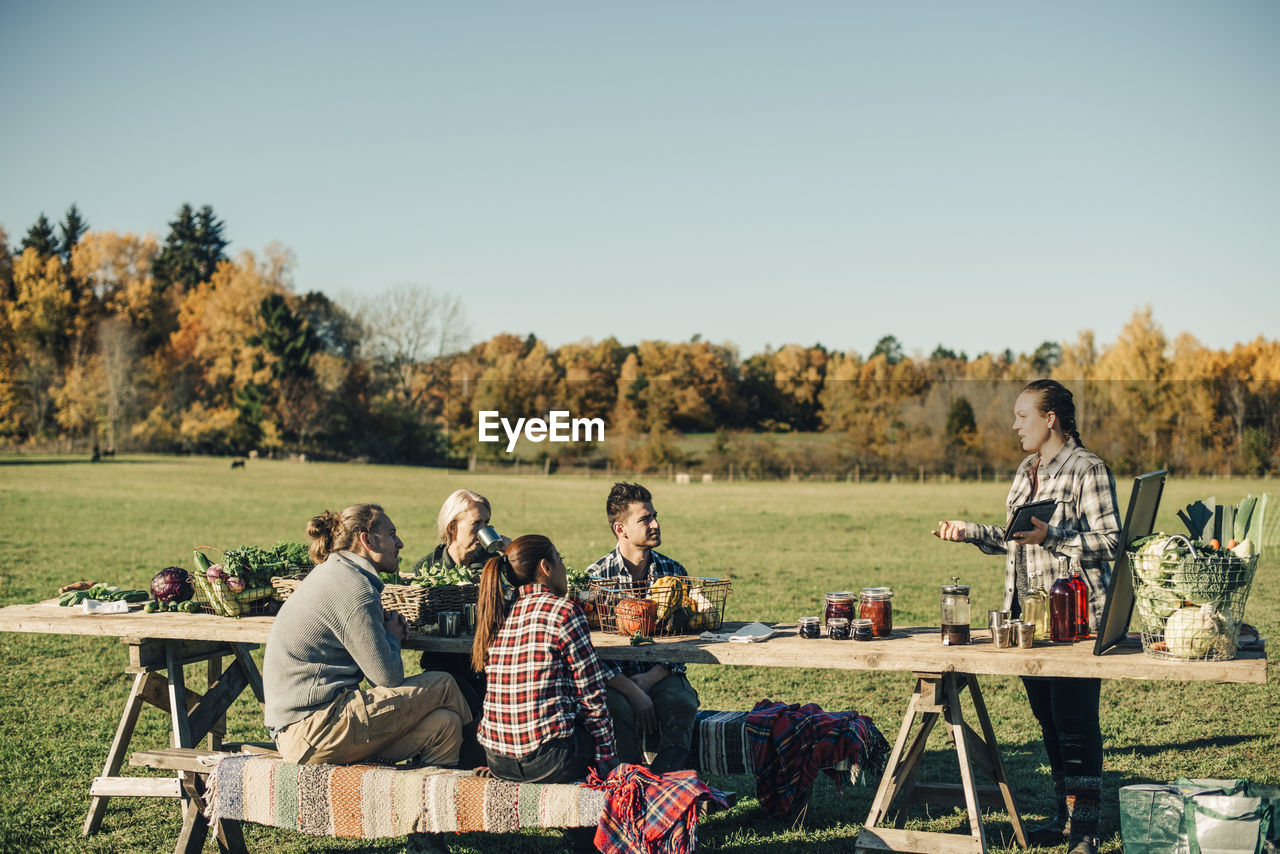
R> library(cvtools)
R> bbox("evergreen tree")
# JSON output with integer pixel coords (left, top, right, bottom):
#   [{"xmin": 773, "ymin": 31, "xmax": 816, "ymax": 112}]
[
  {"xmin": 58, "ymin": 205, "xmax": 88, "ymax": 266},
  {"xmin": 58, "ymin": 204, "xmax": 90, "ymax": 308},
  {"xmin": 252, "ymin": 294, "xmax": 316, "ymax": 381},
  {"xmin": 154, "ymin": 203, "xmax": 229, "ymax": 294},
  {"xmin": 870, "ymin": 334, "xmax": 904, "ymax": 365},
  {"xmin": 20, "ymin": 214, "xmax": 59, "ymax": 258}
]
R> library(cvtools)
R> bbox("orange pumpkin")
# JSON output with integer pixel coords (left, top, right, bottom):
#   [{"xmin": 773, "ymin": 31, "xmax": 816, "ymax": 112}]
[{"xmin": 615, "ymin": 597, "xmax": 657, "ymax": 636}]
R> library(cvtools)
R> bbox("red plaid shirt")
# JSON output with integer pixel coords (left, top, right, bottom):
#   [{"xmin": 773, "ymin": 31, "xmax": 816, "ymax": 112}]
[{"xmin": 476, "ymin": 584, "xmax": 617, "ymax": 763}]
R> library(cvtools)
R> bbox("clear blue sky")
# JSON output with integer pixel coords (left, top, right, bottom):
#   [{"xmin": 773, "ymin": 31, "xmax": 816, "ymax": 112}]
[{"xmin": 3, "ymin": 1, "xmax": 1277, "ymax": 360}]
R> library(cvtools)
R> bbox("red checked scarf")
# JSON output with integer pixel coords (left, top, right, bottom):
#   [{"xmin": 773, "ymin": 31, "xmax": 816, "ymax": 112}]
[
  {"xmin": 586, "ymin": 763, "xmax": 730, "ymax": 854},
  {"xmin": 745, "ymin": 699, "xmax": 888, "ymax": 821}
]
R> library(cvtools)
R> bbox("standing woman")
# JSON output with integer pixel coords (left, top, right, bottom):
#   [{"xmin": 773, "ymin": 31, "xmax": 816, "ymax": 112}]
[
  {"xmin": 472, "ymin": 535, "xmax": 619, "ymax": 784},
  {"xmin": 934, "ymin": 380, "xmax": 1121, "ymax": 854}
]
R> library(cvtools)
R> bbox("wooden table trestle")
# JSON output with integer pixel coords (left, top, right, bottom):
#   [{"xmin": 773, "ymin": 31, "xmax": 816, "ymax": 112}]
[
  {"xmin": 82, "ymin": 637, "xmax": 265, "ymax": 839},
  {"xmin": 856, "ymin": 671, "xmax": 1026, "ymax": 854}
]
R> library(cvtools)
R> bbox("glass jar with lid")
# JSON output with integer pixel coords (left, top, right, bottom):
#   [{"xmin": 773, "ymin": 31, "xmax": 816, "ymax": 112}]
[
  {"xmin": 940, "ymin": 577, "xmax": 971, "ymax": 645},
  {"xmin": 798, "ymin": 616, "xmax": 821, "ymax": 639},
  {"xmin": 824, "ymin": 592, "xmax": 854, "ymax": 626},
  {"xmin": 858, "ymin": 587, "xmax": 894, "ymax": 637}
]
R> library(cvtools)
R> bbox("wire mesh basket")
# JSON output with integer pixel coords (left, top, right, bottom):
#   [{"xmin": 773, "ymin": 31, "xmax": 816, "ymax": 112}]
[
  {"xmin": 1129, "ymin": 535, "xmax": 1258, "ymax": 661},
  {"xmin": 191, "ymin": 547, "xmax": 294, "ymax": 617},
  {"xmin": 588, "ymin": 576, "xmax": 731, "ymax": 637}
]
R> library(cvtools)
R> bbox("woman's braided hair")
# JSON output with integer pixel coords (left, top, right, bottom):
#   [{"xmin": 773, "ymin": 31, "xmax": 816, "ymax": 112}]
[{"xmin": 1022, "ymin": 379, "xmax": 1083, "ymax": 448}]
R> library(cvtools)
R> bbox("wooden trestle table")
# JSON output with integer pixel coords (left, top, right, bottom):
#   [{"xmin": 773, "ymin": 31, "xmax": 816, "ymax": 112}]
[{"xmin": 0, "ymin": 603, "xmax": 1266, "ymax": 854}]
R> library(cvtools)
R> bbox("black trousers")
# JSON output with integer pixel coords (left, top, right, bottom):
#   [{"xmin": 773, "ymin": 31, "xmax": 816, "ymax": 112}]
[
  {"xmin": 484, "ymin": 725, "xmax": 596, "ymax": 784},
  {"xmin": 1021, "ymin": 676, "xmax": 1103, "ymax": 837}
]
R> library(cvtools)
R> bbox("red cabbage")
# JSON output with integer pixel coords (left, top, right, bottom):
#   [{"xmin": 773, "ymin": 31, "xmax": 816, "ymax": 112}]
[{"xmin": 151, "ymin": 567, "xmax": 194, "ymax": 604}]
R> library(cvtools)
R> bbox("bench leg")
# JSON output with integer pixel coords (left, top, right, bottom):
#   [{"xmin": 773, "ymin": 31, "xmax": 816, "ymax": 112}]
[{"xmin": 175, "ymin": 771, "xmax": 247, "ymax": 854}]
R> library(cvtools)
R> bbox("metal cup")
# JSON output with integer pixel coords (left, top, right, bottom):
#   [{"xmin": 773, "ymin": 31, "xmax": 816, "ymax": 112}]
[
  {"xmin": 992, "ymin": 623, "xmax": 1013, "ymax": 649},
  {"xmin": 476, "ymin": 526, "xmax": 505, "ymax": 554},
  {"xmin": 1015, "ymin": 620, "xmax": 1036, "ymax": 649},
  {"xmin": 988, "ymin": 609, "xmax": 1010, "ymax": 638},
  {"xmin": 461, "ymin": 603, "xmax": 476, "ymax": 634},
  {"xmin": 438, "ymin": 611, "xmax": 460, "ymax": 637}
]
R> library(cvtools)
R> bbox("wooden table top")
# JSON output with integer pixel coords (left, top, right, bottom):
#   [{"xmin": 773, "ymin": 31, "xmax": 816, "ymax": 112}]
[{"xmin": 0, "ymin": 602, "xmax": 1266, "ymax": 684}]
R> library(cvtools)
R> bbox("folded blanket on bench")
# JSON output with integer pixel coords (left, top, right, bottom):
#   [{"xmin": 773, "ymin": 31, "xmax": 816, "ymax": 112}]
[
  {"xmin": 691, "ymin": 708, "xmax": 887, "ymax": 785},
  {"xmin": 204, "ymin": 709, "xmax": 887, "ymax": 840},
  {"xmin": 205, "ymin": 756, "xmax": 607, "ymax": 837}
]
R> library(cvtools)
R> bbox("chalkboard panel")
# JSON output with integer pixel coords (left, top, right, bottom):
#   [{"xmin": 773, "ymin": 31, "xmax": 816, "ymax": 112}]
[{"xmin": 1094, "ymin": 470, "xmax": 1167, "ymax": 655}]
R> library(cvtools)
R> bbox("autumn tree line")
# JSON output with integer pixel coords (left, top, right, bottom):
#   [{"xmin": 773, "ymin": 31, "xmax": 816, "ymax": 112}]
[{"xmin": 2, "ymin": 204, "xmax": 1277, "ymax": 477}]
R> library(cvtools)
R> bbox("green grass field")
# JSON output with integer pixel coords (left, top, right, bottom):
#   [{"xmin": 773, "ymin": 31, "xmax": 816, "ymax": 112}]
[{"xmin": 1, "ymin": 455, "xmax": 1275, "ymax": 853}]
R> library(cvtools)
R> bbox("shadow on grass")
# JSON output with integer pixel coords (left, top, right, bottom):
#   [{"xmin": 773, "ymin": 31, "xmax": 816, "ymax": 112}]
[
  {"xmin": 0, "ymin": 457, "xmax": 164, "ymax": 466},
  {"xmin": 1110, "ymin": 733, "xmax": 1262, "ymax": 758}
]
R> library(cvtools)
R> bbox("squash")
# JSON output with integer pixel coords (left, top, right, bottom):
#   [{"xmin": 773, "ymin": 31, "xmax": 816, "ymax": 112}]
[{"xmin": 615, "ymin": 597, "xmax": 657, "ymax": 636}]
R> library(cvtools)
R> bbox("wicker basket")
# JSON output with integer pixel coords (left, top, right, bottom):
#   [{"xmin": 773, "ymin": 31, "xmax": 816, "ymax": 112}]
[
  {"xmin": 589, "ymin": 576, "xmax": 730, "ymax": 637},
  {"xmin": 381, "ymin": 582, "xmax": 479, "ymax": 628},
  {"xmin": 1129, "ymin": 535, "xmax": 1258, "ymax": 661},
  {"xmin": 271, "ymin": 571, "xmax": 478, "ymax": 628}
]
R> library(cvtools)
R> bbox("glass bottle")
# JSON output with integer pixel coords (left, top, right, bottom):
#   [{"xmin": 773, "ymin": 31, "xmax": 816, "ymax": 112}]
[
  {"xmin": 1049, "ymin": 563, "xmax": 1075, "ymax": 643},
  {"xmin": 1068, "ymin": 565, "xmax": 1090, "ymax": 640},
  {"xmin": 1020, "ymin": 570, "xmax": 1047, "ymax": 640}
]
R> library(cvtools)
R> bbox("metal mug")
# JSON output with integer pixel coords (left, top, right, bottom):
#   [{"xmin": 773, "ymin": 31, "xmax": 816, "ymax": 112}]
[
  {"xmin": 438, "ymin": 611, "xmax": 460, "ymax": 637},
  {"xmin": 988, "ymin": 609, "xmax": 1010, "ymax": 638},
  {"xmin": 1015, "ymin": 620, "xmax": 1036, "ymax": 649},
  {"xmin": 461, "ymin": 603, "xmax": 476, "ymax": 634},
  {"xmin": 476, "ymin": 526, "xmax": 505, "ymax": 554},
  {"xmin": 992, "ymin": 623, "xmax": 1013, "ymax": 649}
]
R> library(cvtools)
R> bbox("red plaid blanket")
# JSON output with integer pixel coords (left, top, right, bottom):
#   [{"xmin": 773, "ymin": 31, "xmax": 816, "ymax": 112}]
[{"xmin": 585, "ymin": 764, "xmax": 731, "ymax": 854}]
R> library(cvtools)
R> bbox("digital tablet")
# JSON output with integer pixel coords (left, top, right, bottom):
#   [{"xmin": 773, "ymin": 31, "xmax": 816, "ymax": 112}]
[{"xmin": 1005, "ymin": 499, "xmax": 1056, "ymax": 541}]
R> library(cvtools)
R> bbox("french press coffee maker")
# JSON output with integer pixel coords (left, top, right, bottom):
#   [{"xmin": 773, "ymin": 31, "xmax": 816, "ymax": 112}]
[{"xmin": 941, "ymin": 576, "xmax": 971, "ymax": 645}]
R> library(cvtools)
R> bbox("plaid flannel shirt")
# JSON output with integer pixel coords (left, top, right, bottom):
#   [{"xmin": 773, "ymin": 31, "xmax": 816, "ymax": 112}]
[
  {"xmin": 588, "ymin": 548, "xmax": 688, "ymax": 678},
  {"xmin": 963, "ymin": 439, "xmax": 1122, "ymax": 630},
  {"xmin": 476, "ymin": 584, "xmax": 617, "ymax": 763}
]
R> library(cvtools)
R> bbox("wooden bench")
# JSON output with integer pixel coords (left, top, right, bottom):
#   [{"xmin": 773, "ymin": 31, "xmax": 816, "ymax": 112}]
[{"xmin": 128, "ymin": 709, "xmax": 886, "ymax": 853}]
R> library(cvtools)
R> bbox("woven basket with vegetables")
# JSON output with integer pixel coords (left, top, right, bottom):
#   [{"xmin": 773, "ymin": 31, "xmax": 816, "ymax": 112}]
[
  {"xmin": 590, "ymin": 576, "xmax": 731, "ymax": 637},
  {"xmin": 192, "ymin": 543, "xmax": 311, "ymax": 618},
  {"xmin": 1129, "ymin": 533, "xmax": 1258, "ymax": 661}
]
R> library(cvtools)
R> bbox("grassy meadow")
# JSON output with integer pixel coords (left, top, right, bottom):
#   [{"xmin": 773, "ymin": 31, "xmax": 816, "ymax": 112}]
[{"xmin": 0, "ymin": 454, "xmax": 1276, "ymax": 853}]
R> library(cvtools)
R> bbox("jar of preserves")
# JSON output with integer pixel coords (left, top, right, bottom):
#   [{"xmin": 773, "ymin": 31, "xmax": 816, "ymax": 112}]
[
  {"xmin": 851, "ymin": 618, "xmax": 874, "ymax": 641},
  {"xmin": 824, "ymin": 592, "xmax": 854, "ymax": 626},
  {"xmin": 827, "ymin": 617, "xmax": 851, "ymax": 640},
  {"xmin": 858, "ymin": 587, "xmax": 894, "ymax": 637},
  {"xmin": 798, "ymin": 616, "xmax": 821, "ymax": 639}
]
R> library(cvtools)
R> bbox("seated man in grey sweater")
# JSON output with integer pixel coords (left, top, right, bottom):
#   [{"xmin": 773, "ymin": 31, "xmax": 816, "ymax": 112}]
[{"xmin": 264, "ymin": 503, "xmax": 472, "ymax": 767}]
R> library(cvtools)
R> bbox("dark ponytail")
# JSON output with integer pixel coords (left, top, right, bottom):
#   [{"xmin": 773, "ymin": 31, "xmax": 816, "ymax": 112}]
[
  {"xmin": 470, "ymin": 534, "xmax": 557, "ymax": 673},
  {"xmin": 1022, "ymin": 379, "xmax": 1084, "ymax": 448}
]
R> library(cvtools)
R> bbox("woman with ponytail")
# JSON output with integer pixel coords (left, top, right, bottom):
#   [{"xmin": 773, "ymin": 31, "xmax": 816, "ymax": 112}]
[
  {"xmin": 472, "ymin": 535, "xmax": 618, "ymax": 784},
  {"xmin": 934, "ymin": 379, "xmax": 1121, "ymax": 854}
]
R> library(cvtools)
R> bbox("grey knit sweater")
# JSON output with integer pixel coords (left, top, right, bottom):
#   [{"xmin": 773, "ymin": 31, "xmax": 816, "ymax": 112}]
[{"xmin": 263, "ymin": 550, "xmax": 404, "ymax": 732}]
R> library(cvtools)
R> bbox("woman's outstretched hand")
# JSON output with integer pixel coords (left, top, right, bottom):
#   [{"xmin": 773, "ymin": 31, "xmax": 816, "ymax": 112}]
[{"xmin": 933, "ymin": 520, "xmax": 966, "ymax": 542}]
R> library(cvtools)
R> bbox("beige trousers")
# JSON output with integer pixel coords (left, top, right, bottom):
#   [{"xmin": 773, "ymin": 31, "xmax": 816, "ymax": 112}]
[{"xmin": 276, "ymin": 671, "xmax": 471, "ymax": 767}]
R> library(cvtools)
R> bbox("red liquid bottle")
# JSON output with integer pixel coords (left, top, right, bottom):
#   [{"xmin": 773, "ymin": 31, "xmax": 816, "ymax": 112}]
[
  {"xmin": 1068, "ymin": 567, "xmax": 1090, "ymax": 640},
  {"xmin": 1049, "ymin": 565, "xmax": 1075, "ymax": 643}
]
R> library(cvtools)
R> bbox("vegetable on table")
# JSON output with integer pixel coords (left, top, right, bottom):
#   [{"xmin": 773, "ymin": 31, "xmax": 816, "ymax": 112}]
[
  {"xmin": 151, "ymin": 567, "xmax": 195, "ymax": 605},
  {"xmin": 615, "ymin": 597, "xmax": 657, "ymax": 636}
]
